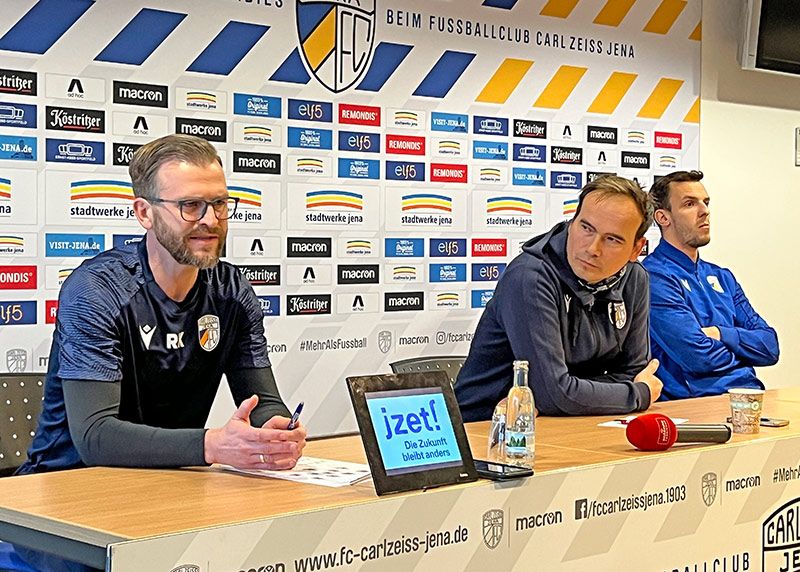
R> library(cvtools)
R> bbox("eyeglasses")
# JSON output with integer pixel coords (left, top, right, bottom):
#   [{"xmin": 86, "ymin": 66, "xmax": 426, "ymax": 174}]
[{"xmin": 149, "ymin": 197, "xmax": 239, "ymax": 222}]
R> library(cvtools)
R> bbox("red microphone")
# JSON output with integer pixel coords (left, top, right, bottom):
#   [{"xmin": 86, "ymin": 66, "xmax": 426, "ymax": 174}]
[{"xmin": 625, "ymin": 413, "xmax": 732, "ymax": 451}]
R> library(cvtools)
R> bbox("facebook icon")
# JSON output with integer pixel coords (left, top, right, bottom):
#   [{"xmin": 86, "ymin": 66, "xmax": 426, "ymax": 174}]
[{"xmin": 574, "ymin": 498, "xmax": 589, "ymax": 520}]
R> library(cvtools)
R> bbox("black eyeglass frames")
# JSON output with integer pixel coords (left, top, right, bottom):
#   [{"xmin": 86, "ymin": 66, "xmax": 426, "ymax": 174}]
[{"xmin": 149, "ymin": 197, "xmax": 239, "ymax": 222}]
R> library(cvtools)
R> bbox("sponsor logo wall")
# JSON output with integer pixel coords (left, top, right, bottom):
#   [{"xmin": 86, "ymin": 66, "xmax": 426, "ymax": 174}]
[{"xmin": 0, "ymin": 0, "xmax": 700, "ymax": 434}]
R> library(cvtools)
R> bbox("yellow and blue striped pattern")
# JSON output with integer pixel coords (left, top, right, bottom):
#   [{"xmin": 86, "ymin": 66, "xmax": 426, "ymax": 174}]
[
  {"xmin": 70, "ymin": 180, "xmax": 134, "ymax": 201},
  {"xmin": 563, "ymin": 199, "xmax": 579, "ymax": 216},
  {"xmin": 228, "ymin": 186, "xmax": 262, "ymax": 208},
  {"xmin": 437, "ymin": 292, "xmax": 460, "ymax": 303},
  {"xmin": 480, "ymin": 168, "xmax": 503, "ymax": 179},
  {"xmin": 186, "ymin": 91, "xmax": 217, "ymax": 105},
  {"xmin": 306, "ymin": 190, "xmax": 363, "ymax": 210},
  {"xmin": 393, "ymin": 266, "xmax": 417, "ymax": 279},
  {"xmin": 244, "ymin": 126, "xmax": 272, "ymax": 137},
  {"xmin": 297, "ymin": 158, "xmax": 324, "ymax": 169},
  {"xmin": 0, "ymin": 236, "xmax": 24, "ymax": 246},
  {"xmin": 438, "ymin": 140, "xmax": 461, "ymax": 153},
  {"xmin": 0, "ymin": 177, "xmax": 11, "ymax": 200},
  {"xmin": 487, "ymin": 196, "xmax": 532, "ymax": 215},
  {"xmin": 346, "ymin": 240, "xmax": 372, "ymax": 254},
  {"xmin": 401, "ymin": 194, "xmax": 452, "ymax": 213}
]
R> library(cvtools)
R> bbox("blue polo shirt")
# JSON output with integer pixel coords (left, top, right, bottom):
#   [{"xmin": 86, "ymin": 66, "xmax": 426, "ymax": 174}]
[{"xmin": 643, "ymin": 240, "xmax": 779, "ymax": 400}]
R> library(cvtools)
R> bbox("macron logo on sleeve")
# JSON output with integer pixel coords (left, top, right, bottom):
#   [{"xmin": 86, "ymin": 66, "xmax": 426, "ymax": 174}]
[{"xmin": 139, "ymin": 324, "xmax": 156, "ymax": 350}]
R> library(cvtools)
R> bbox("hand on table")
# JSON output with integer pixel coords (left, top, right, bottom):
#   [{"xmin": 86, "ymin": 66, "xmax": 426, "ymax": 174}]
[{"xmin": 204, "ymin": 395, "xmax": 307, "ymax": 470}]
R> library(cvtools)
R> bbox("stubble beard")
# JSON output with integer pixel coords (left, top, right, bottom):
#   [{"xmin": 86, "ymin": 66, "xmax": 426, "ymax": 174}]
[{"xmin": 152, "ymin": 211, "xmax": 225, "ymax": 270}]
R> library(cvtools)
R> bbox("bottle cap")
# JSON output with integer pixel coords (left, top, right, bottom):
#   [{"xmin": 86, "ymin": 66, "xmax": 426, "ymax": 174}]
[{"xmin": 513, "ymin": 360, "xmax": 529, "ymax": 371}]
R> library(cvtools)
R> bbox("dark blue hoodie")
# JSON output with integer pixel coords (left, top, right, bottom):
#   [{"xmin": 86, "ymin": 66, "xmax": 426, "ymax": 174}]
[{"xmin": 456, "ymin": 221, "xmax": 652, "ymax": 420}]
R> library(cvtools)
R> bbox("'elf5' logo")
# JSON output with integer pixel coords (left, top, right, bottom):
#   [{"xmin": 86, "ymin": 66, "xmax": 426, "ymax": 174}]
[
  {"xmin": 0, "ymin": 300, "xmax": 36, "ymax": 325},
  {"xmin": 430, "ymin": 238, "xmax": 466, "ymax": 257},
  {"xmin": 386, "ymin": 161, "xmax": 425, "ymax": 181},
  {"xmin": 288, "ymin": 99, "xmax": 333, "ymax": 122},
  {"xmin": 339, "ymin": 131, "xmax": 380, "ymax": 153},
  {"xmin": 472, "ymin": 263, "xmax": 506, "ymax": 282}
]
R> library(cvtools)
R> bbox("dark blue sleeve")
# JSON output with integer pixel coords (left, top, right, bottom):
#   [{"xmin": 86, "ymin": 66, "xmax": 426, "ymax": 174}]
[
  {"xmin": 227, "ymin": 367, "xmax": 290, "ymax": 426},
  {"xmin": 57, "ymin": 267, "xmax": 125, "ymax": 382},
  {"xmin": 649, "ymin": 269, "xmax": 743, "ymax": 376},
  {"xmin": 717, "ymin": 273, "xmax": 779, "ymax": 367},
  {"xmin": 224, "ymin": 273, "xmax": 271, "ymax": 372}
]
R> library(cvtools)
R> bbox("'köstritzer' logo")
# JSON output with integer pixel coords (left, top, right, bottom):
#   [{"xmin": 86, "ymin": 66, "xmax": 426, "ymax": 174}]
[
  {"xmin": 0, "ymin": 69, "xmax": 37, "ymax": 96},
  {"xmin": 482, "ymin": 509, "xmax": 504, "ymax": 549},
  {"xmin": 296, "ymin": 0, "xmax": 376, "ymax": 93},
  {"xmin": 701, "ymin": 472, "xmax": 718, "ymax": 507},
  {"xmin": 763, "ymin": 497, "xmax": 800, "ymax": 571},
  {"xmin": 287, "ymin": 294, "xmax": 331, "ymax": 316},
  {"xmin": 113, "ymin": 143, "xmax": 142, "ymax": 167},
  {"xmin": 239, "ymin": 265, "xmax": 280, "ymax": 286},
  {"xmin": 46, "ymin": 106, "xmax": 104, "ymax": 133}
]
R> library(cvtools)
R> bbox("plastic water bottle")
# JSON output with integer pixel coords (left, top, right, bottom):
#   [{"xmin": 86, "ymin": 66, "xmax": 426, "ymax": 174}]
[
  {"xmin": 504, "ymin": 360, "xmax": 535, "ymax": 468},
  {"xmin": 486, "ymin": 397, "xmax": 507, "ymax": 462}
]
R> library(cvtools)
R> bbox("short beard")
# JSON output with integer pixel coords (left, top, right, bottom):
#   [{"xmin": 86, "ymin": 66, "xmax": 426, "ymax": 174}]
[
  {"xmin": 152, "ymin": 211, "xmax": 223, "ymax": 269},
  {"xmin": 685, "ymin": 234, "xmax": 711, "ymax": 249}
]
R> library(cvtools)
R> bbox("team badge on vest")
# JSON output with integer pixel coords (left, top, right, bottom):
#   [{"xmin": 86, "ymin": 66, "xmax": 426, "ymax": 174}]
[
  {"xmin": 608, "ymin": 302, "xmax": 627, "ymax": 329},
  {"xmin": 198, "ymin": 314, "xmax": 220, "ymax": 352},
  {"xmin": 706, "ymin": 275, "xmax": 724, "ymax": 293}
]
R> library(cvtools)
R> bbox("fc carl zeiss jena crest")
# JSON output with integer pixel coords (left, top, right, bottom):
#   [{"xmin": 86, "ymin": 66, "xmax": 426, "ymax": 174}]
[
  {"xmin": 198, "ymin": 315, "xmax": 220, "ymax": 352},
  {"xmin": 608, "ymin": 301, "xmax": 627, "ymax": 330},
  {"xmin": 296, "ymin": 0, "xmax": 376, "ymax": 93}
]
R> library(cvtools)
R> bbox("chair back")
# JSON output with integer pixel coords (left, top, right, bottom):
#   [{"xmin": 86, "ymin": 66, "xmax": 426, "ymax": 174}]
[
  {"xmin": 390, "ymin": 356, "xmax": 466, "ymax": 387},
  {"xmin": 0, "ymin": 373, "xmax": 45, "ymax": 476}
]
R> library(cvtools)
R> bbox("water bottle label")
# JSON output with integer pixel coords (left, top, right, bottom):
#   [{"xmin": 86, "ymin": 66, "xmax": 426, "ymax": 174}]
[{"xmin": 505, "ymin": 430, "xmax": 530, "ymax": 455}]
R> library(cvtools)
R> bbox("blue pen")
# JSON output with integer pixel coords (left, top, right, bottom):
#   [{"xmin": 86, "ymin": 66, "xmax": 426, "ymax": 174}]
[{"xmin": 287, "ymin": 401, "xmax": 304, "ymax": 430}]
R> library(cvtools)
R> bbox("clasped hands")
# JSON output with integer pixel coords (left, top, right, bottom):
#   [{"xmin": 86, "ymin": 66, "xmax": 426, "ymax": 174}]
[{"xmin": 204, "ymin": 395, "xmax": 307, "ymax": 470}]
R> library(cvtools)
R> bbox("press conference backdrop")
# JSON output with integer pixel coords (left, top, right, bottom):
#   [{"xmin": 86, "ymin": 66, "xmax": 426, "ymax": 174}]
[{"xmin": 0, "ymin": 0, "xmax": 700, "ymax": 435}]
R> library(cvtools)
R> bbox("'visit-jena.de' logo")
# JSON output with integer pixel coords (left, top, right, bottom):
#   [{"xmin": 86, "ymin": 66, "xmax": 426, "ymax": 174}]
[{"xmin": 296, "ymin": 0, "xmax": 376, "ymax": 93}]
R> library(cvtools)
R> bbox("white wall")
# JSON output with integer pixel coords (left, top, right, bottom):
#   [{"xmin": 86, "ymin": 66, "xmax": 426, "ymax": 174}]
[{"xmin": 700, "ymin": 1, "xmax": 800, "ymax": 388}]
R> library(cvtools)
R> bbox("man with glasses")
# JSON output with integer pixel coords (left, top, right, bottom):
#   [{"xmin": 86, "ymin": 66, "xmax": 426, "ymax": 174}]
[{"xmin": 6, "ymin": 135, "xmax": 305, "ymax": 571}]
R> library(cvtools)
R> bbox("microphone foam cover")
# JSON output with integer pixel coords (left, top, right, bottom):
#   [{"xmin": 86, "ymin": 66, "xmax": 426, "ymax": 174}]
[{"xmin": 626, "ymin": 413, "xmax": 677, "ymax": 451}]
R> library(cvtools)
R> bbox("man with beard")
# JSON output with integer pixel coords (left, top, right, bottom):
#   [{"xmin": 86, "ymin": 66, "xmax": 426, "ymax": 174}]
[
  {"xmin": 4, "ymin": 136, "xmax": 305, "ymax": 571},
  {"xmin": 644, "ymin": 170, "xmax": 779, "ymax": 399}
]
